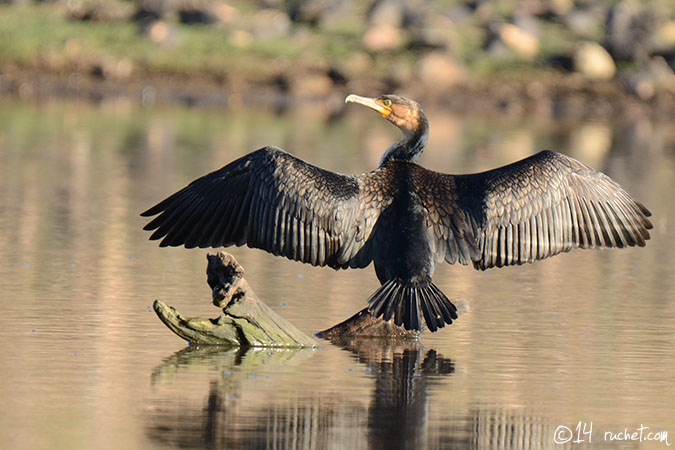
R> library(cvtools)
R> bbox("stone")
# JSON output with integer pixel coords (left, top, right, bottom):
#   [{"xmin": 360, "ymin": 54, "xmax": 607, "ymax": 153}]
[
  {"xmin": 210, "ymin": 3, "xmax": 238, "ymax": 25},
  {"xmin": 292, "ymin": 73, "xmax": 334, "ymax": 98},
  {"xmin": 565, "ymin": 7, "xmax": 605, "ymax": 40},
  {"xmin": 605, "ymin": 1, "xmax": 659, "ymax": 61},
  {"xmin": 573, "ymin": 42, "xmax": 616, "ymax": 80},
  {"xmin": 498, "ymin": 23, "xmax": 539, "ymax": 58},
  {"xmin": 145, "ymin": 20, "xmax": 178, "ymax": 45},
  {"xmin": 369, "ymin": 0, "xmax": 405, "ymax": 27},
  {"xmin": 652, "ymin": 21, "xmax": 675, "ymax": 53},
  {"xmin": 623, "ymin": 56, "xmax": 675, "ymax": 100},
  {"xmin": 362, "ymin": 23, "xmax": 403, "ymax": 51},
  {"xmin": 250, "ymin": 9, "xmax": 291, "ymax": 39},
  {"xmin": 67, "ymin": 0, "xmax": 136, "ymax": 22},
  {"xmin": 416, "ymin": 51, "xmax": 466, "ymax": 89}
]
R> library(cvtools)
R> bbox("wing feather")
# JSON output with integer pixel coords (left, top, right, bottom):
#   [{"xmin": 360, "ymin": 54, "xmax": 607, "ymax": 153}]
[
  {"xmin": 454, "ymin": 150, "xmax": 652, "ymax": 270},
  {"xmin": 141, "ymin": 146, "xmax": 393, "ymax": 269},
  {"xmin": 415, "ymin": 151, "xmax": 652, "ymax": 270}
]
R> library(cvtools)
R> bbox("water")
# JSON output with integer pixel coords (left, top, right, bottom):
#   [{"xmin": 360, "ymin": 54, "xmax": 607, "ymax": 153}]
[{"xmin": 0, "ymin": 99, "xmax": 673, "ymax": 449}]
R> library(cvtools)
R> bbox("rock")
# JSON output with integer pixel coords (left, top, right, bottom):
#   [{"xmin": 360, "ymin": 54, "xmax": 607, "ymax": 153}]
[
  {"xmin": 623, "ymin": 56, "xmax": 675, "ymax": 100},
  {"xmin": 341, "ymin": 52, "xmax": 373, "ymax": 77},
  {"xmin": 389, "ymin": 62, "xmax": 413, "ymax": 86},
  {"xmin": 408, "ymin": 15, "xmax": 457, "ymax": 51},
  {"xmin": 565, "ymin": 6, "xmax": 606, "ymax": 40},
  {"xmin": 498, "ymin": 23, "xmax": 539, "ymax": 58},
  {"xmin": 67, "ymin": 0, "xmax": 135, "ymax": 22},
  {"xmin": 230, "ymin": 29, "xmax": 252, "ymax": 49},
  {"xmin": 250, "ymin": 9, "xmax": 292, "ymax": 39},
  {"xmin": 548, "ymin": 0, "xmax": 574, "ymax": 16},
  {"xmin": 604, "ymin": 1, "xmax": 659, "ymax": 62},
  {"xmin": 288, "ymin": 0, "xmax": 362, "ymax": 30},
  {"xmin": 292, "ymin": 72, "xmax": 334, "ymax": 98},
  {"xmin": 145, "ymin": 20, "xmax": 177, "ymax": 45},
  {"xmin": 132, "ymin": 0, "xmax": 171, "ymax": 23},
  {"xmin": 362, "ymin": 23, "xmax": 403, "ymax": 51},
  {"xmin": 574, "ymin": 42, "xmax": 616, "ymax": 80},
  {"xmin": 209, "ymin": 3, "xmax": 237, "ymax": 25},
  {"xmin": 647, "ymin": 56, "xmax": 675, "ymax": 93},
  {"xmin": 513, "ymin": 13, "xmax": 540, "ymax": 37},
  {"xmin": 177, "ymin": 8, "xmax": 219, "ymax": 25},
  {"xmin": 416, "ymin": 51, "xmax": 466, "ymax": 90},
  {"xmin": 368, "ymin": 0, "xmax": 405, "ymax": 27},
  {"xmin": 652, "ymin": 21, "xmax": 675, "ymax": 53}
]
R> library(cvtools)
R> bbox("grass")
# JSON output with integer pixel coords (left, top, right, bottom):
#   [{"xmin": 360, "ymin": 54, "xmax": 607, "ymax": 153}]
[{"xmin": 0, "ymin": 3, "xmax": 329, "ymax": 80}]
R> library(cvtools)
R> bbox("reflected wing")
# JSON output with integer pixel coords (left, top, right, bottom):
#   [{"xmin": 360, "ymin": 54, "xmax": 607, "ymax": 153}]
[
  {"xmin": 418, "ymin": 151, "xmax": 652, "ymax": 270},
  {"xmin": 142, "ymin": 147, "xmax": 392, "ymax": 269}
]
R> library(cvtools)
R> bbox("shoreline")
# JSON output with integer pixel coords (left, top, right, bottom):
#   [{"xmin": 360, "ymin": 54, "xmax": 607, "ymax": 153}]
[{"xmin": 3, "ymin": 66, "xmax": 674, "ymax": 120}]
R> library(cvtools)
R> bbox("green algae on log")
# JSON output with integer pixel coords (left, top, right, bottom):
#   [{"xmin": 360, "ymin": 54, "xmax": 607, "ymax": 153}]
[{"xmin": 153, "ymin": 252, "xmax": 317, "ymax": 348}]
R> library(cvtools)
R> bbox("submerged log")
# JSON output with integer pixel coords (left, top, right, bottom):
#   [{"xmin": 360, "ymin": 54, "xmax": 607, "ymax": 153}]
[{"xmin": 153, "ymin": 251, "xmax": 418, "ymax": 346}]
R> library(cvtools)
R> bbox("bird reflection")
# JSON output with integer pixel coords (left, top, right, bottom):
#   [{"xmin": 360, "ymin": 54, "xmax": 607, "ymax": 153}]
[{"xmin": 330, "ymin": 337, "xmax": 455, "ymax": 450}]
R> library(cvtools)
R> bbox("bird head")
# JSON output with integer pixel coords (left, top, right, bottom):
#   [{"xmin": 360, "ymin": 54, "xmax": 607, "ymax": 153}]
[
  {"xmin": 345, "ymin": 94, "xmax": 426, "ymax": 135},
  {"xmin": 345, "ymin": 94, "xmax": 429, "ymax": 165}
]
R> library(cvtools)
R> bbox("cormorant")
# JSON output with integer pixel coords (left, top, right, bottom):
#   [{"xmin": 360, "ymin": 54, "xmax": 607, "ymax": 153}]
[{"xmin": 141, "ymin": 94, "xmax": 652, "ymax": 332}]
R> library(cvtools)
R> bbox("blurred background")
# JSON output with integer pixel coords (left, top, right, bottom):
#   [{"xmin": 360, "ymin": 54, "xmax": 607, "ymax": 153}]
[
  {"xmin": 0, "ymin": 1, "xmax": 674, "ymax": 449},
  {"xmin": 1, "ymin": 0, "xmax": 674, "ymax": 117}
]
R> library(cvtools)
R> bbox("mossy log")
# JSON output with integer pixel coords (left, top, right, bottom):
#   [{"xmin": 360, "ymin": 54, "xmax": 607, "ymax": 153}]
[
  {"xmin": 154, "ymin": 252, "xmax": 417, "ymax": 347},
  {"xmin": 154, "ymin": 253, "xmax": 317, "ymax": 347}
]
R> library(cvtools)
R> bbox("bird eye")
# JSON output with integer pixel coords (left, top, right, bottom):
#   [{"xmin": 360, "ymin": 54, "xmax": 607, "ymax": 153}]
[{"xmin": 383, "ymin": 99, "xmax": 392, "ymax": 107}]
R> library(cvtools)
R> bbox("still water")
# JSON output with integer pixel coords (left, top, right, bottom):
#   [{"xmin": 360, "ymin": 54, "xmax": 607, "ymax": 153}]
[{"xmin": 0, "ymin": 99, "xmax": 673, "ymax": 449}]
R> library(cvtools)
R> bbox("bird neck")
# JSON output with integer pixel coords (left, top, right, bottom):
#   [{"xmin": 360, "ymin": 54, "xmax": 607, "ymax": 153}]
[{"xmin": 379, "ymin": 116, "xmax": 429, "ymax": 167}]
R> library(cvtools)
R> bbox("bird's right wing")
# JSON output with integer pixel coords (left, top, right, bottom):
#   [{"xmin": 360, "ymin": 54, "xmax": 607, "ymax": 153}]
[{"xmin": 141, "ymin": 147, "xmax": 392, "ymax": 269}]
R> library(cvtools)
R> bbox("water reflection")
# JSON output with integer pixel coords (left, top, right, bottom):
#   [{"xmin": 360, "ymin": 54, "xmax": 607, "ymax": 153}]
[
  {"xmin": 146, "ymin": 340, "xmax": 454, "ymax": 449},
  {"xmin": 146, "ymin": 340, "xmax": 573, "ymax": 450}
]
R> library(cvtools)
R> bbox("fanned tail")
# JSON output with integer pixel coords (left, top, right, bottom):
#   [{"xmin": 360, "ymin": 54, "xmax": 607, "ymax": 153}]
[{"xmin": 366, "ymin": 279, "xmax": 458, "ymax": 332}]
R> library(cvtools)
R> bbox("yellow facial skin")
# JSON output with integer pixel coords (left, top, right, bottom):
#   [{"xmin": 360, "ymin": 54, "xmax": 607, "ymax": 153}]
[{"xmin": 345, "ymin": 94, "xmax": 392, "ymax": 117}]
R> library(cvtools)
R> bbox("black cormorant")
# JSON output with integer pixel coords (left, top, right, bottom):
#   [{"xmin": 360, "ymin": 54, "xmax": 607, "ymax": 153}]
[{"xmin": 141, "ymin": 94, "xmax": 652, "ymax": 332}]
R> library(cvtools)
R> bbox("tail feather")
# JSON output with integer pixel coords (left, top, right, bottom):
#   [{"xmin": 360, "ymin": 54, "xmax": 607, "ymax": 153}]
[
  {"xmin": 371, "ymin": 281, "xmax": 395, "ymax": 318},
  {"xmin": 418, "ymin": 288, "xmax": 437, "ymax": 331},
  {"xmin": 383, "ymin": 283, "xmax": 402, "ymax": 321},
  {"xmin": 429, "ymin": 283, "xmax": 457, "ymax": 324},
  {"xmin": 367, "ymin": 279, "xmax": 458, "ymax": 332}
]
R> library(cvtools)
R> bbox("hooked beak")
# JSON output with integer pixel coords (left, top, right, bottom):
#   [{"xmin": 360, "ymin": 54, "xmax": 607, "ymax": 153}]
[{"xmin": 345, "ymin": 94, "xmax": 391, "ymax": 117}]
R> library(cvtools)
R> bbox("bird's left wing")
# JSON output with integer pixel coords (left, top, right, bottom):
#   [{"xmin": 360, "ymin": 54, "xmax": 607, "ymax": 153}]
[
  {"xmin": 416, "ymin": 150, "xmax": 652, "ymax": 270},
  {"xmin": 141, "ymin": 147, "xmax": 392, "ymax": 269}
]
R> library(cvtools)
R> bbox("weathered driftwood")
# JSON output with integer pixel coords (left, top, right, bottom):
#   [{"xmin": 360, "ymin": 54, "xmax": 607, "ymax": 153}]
[
  {"xmin": 154, "ymin": 251, "xmax": 418, "ymax": 346},
  {"xmin": 154, "ymin": 252, "xmax": 317, "ymax": 347},
  {"xmin": 316, "ymin": 308, "xmax": 419, "ymax": 340}
]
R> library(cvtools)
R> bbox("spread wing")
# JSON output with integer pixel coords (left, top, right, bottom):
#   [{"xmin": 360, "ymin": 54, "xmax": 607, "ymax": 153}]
[
  {"xmin": 417, "ymin": 150, "xmax": 653, "ymax": 270},
  {"xmin": 141, "ymin": 147, "xmax": 393, "ymax": 269}
]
